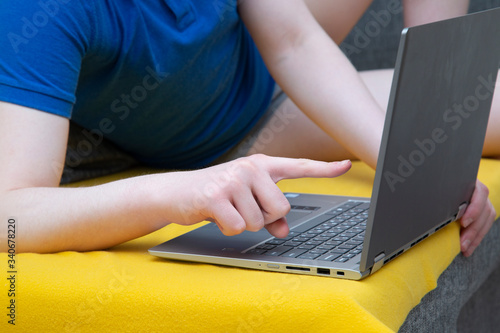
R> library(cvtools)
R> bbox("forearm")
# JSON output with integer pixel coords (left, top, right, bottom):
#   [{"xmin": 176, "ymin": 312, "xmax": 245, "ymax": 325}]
[
  {"xmin": 240, "ymin": 0, "xmax": 384, "ymax": 168},
  {"xmin": 403, "ymin": 0, "xmax": 469, "ymax": 26},
  {"xmin": 268, "ymin": 31, "xmax": 384, "ymax": 168},
  {"xmin": 0, "ymin": 174, "xmax": 169, "ymax": 253}
]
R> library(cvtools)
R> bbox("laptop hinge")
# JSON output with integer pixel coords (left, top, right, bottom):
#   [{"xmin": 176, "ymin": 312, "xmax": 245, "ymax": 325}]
[{"xmin": 371, "ymin": 252, "xmax": 386, "ymax": 273}]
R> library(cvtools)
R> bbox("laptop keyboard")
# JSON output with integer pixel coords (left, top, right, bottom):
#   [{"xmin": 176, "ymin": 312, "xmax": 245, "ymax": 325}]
[{"xmin": 246, "ymin": 201, "xmax": 369, "ymax": 263}]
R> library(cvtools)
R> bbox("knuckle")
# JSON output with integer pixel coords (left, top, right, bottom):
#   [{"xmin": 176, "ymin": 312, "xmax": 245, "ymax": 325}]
[
  {"xmin": 277, "ymin": 198, "xmax": 291, "ymax": 217},
  {"xmin": 248, "ymin": 153, "xmax": 267, "ymax": 162},
  {"xmin": 230, "ymin": 157, "xmax": 259, "ymax": 178},
  {"xmin": 247, "ymin": 223, "xmax": 263, "ymax": 233},
  {"xmin": 247, "ymin": 215, "xmax": 265, "ymax": 232},
  {"xmin": 470, "ymin": 221, "xmax": 482, "ymax": 234},
  {"xmin": 266, "ymin": 197, "xmax": 291, "ymax": 222},
  {"xmin": 222, "ymin": 223, "xmax": 245, "ymax": 236}
]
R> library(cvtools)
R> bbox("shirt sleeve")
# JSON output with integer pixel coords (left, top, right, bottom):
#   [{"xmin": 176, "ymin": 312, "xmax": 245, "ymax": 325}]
[{"xmin": 0, "ymin": 0, "xmax": 94, "ymax": 118}]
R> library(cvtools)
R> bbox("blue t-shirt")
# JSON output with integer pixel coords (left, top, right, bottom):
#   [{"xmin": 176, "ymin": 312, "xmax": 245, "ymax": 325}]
[{"xmin": 0, "ymin": 0, "xmax": 275, "ymax": 168}]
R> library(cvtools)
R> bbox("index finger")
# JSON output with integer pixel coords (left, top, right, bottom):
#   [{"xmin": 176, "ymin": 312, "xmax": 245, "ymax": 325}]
[{"xmin": 264, "ymin": 156, "xmax": 352, "ymax": 182}]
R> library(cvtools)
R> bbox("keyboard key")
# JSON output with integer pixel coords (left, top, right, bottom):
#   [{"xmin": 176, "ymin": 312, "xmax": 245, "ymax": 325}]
[
  {"xmin": 338, "ymin": 244, "xmax": 356, "ymax": 250},
  {"xmin": 344, "ymin": 221, "xmax": 359, "ymax": 227},
  {"xmin": 357, "ymin": 202, "xmax": 370, "ymax": 210},
  {"xmin": 334, "ymin": 257, "xmax": 350, "ymax": 263},
  {"xmin": 293, "ymin": 236, "xmax": 312, "ymax": 242},
  {"xmin": 256, "ymin": 244, "xmax": 276, "ymax": 250},
  {"xmin": 317, "ymin": 244, "xmax": 336, "ymax": 251},
  {"xmin": 298, "ymin": 252, "xmax": 321, "ymax": 260},
  {"xmin": 297, "ymin": 244, "xmax": 315, "ymax": 250},
  {"xmin": 337, "ymin": 213, "xmax": 353, "ymax": 220},
  {"xmin": 312, "ymin": 236, "xmax": 330, "ymax": 242},
  {"xmin": 292, "ymin": 215, "xmax": 332, "ymax": 233},
  {"xmin": 281, "ymin": 249, "xmax": 308, "ymax": 258},
  {"xmin": 345, "ymin": 240, "xmax": 363, "ymax": 246},
  {"xmin": 322, "ymin": 231, "xmax": 339, "ymax": 238},
  {"xmin": 305, "ymin": 240, "xmax": 322, "ymax": 246},
  {"xmin": 326, "ymin": 202, "xmax": 361, "ymax": 215},
  {"xmin": 323, "ymin": 221, "xmax": 339, "ymax": 227},
  {"xmin": 324, "ymin": 240, "xmax": 342, "ymax": 246},
  {"xmin": 284, "ymin": 241, "xmax": 303, "ymax": 247},
  {"xmin": 264, "ymin": 246, "xmax": 294, "ymax": 256},
  {"xmin": 266, "ymin": 239, "xmax": 286, "ymax": 245},
  {"xmin": 275, "ymin": 232, "xmax": 298, "ymax": 241},
  {"xmin": 317, "ymin": 253, "xmax": 341, "ymax": 261},
  {"xmin": 308, "ymin": 249, "xmax": 328, "ymax": 255},
  {"xmin": 329, "ymin": 249, "xmax": 348, "ymax": 255}
]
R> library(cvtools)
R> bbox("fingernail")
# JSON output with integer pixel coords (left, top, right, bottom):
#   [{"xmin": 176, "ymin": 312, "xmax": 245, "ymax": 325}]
[
  {"xmin": 464, "ymin": 246, "xmax": 476, "ymax": 257},
  {"xmin": 462, "ymin": 218, "xmax": 473, "ymax": 228},
  {"xmin": 461, "ymin": 239, "xmax": 471, "ymax": 251}
]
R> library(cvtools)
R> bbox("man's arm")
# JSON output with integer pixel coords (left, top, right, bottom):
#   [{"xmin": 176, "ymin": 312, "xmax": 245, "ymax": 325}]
[
  {"xmin": 239, "ymin": 0, "xmax": 385, "ymax": 169},
  {"xmin": 403, "ymin": 0, "xmax": 469, "ymax": 26},
  {"xmin": 0, "ymin": 102, "xmax": 351, "ymax": 253}
]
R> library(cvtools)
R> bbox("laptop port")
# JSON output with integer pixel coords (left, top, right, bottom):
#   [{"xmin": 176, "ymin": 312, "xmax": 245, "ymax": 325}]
[
  {"xmin": 317, "ymin": 268, "xmax": 330, "ymax": 275},
  {"xmin": 285, "ymin": 266, "xmax": 310, "ymax": 272},
  {"xmin": 336, "ymin": 271, "xmax": 345, "ymax": 276}
]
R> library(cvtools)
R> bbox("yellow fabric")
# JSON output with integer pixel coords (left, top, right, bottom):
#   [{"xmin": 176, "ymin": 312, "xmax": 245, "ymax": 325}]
[{"xmin": 1, "ymin": 159, "xmax": 499, "ymax": 332}]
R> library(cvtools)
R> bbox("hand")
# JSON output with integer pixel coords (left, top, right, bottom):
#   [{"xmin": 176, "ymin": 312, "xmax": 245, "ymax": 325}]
[
  {"xmin": 460, "ymin": 180, "xmax": 497, "ymax": 257},
  {"xmin": 162, "ymin": 154, "xmax": 351, "ymax": 238}
]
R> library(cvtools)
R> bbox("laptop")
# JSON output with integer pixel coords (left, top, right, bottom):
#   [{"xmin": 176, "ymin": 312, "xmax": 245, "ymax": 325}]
[{"xmin": 150, "ymin": 8, "xmax": 500, "ymax": 280}]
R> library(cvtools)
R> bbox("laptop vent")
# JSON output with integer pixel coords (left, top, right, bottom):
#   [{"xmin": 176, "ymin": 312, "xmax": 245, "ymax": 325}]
[
  {"xmin": 384, "ymin": 249, "xmax": 404, "ymax": 265},
  {"xmin": 410, "ymin": 233, "xmax": 429, "ymax": 248}
]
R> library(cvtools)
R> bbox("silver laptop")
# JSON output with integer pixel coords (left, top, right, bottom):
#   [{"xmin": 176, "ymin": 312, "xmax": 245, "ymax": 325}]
[{"xmin": 150, "ymin": 8, "xmax": 500, "ymax": 280}]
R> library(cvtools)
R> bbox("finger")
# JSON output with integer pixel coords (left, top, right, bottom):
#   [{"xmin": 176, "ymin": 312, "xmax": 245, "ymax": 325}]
[
  {"xmin": 461, "ymin": 180, "xmax": 489, "ymax": 228},
  {"xmin": 264, "ymin": 217, "xmax": 290, "ymax": 238},
  {"xmin": 259, "ymin": 155, "xmax": 352, "ymax": 182},
  {"xmin": 461, "ymin": 202, "xmax": 496, "ymax": 257},
  {"xmin": 460, "ymin": 200, "xmax": 494, "ymax": 254},
  {"xmin": 252, "ymin": 175, "xmax": 291, "ymax": 225},
  {"xmin": 210, "ymin": 202, "xmax": 246, "ymax": 236},
  {"xmin": 232, "ymin": 187, "xmax": 265, "ymax": 232},
  {"xmin": 460, "ymin": 208, "xmax": 484, "ymax": 254}
]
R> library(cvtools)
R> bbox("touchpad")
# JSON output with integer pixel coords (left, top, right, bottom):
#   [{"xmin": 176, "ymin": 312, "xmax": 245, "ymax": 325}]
[{"xmin": 285, "ymin": 210, "xmax": 312, "ymax": 223}]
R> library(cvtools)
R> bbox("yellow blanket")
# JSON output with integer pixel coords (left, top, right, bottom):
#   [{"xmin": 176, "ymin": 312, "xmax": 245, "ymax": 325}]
[{"xmin": 1, "ymin": 159, "xmax": 499, "ymax": 332}]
